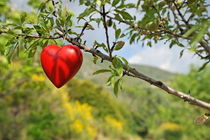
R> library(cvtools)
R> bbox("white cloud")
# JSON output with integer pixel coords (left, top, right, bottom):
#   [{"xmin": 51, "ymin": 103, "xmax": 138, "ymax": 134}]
[{"xmin": 128, "ymin": 45, "xmax": 204, "ymax": 73}]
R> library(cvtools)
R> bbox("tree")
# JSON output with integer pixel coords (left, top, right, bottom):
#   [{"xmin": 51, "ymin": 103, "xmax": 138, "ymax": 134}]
[{"xmin": 0, "ymin": 0, "xmax": 210, "ymax": 112}]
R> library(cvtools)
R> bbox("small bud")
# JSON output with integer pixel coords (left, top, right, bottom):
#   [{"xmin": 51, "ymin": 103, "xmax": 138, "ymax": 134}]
[
  {"xmin": 133, "ymin": 24, "xmax": 138, "ymax": 29},
  {"xmin": 107, "ymin": 19, "xmax": 113, "ymax": 27},
  {"xmin": 195, "ymin": 114, "xmax": 208, "ymax": 125},
  {"xmin": 86, "ymin": 24, "xmax": 95, "ymax": 30}
]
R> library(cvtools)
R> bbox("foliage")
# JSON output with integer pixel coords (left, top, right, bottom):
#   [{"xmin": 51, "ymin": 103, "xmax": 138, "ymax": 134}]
[
  {"xmin": 0, "ymin": 56, "xmax": 70, "ymax": 140},
  {"xmin": 61, "ymin": 92, "xmax": 97, "ymax": 140},
  {"xmin": 158, "ymin": 122, "xmax": 182, "ymax": 140},
  {"xmin": 0, "ymin": 0, "xmax": 210, "ymax": 139},
  {"xmin": 0, "ymin": 0, "xmax": 209, "ymax": 94},
  {"xmin": 0, "ymin": 55, "xmax": 138, "ymax": 140},
  {"xmin": 173, "ymin": 66, "xmax": 210, "ymax": 102},
  {"xmin": 120, "ymin": 81, "xmax": 210, "ymax": 140},
  {"xmin": 0, "ymin": 53, "xmax": 210, "ymax": 140}
]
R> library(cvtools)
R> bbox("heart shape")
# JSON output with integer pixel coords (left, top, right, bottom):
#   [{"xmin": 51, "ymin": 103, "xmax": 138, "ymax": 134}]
[{"xmin": 40, "ymin": 44, "xmax": 83, "ymax": 88}]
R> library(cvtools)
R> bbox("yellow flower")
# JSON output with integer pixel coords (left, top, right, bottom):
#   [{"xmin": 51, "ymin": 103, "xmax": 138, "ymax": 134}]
[
  {"xmin": 160, "ymin": 122, "xmax": 182, "ymax": 131},
  {"xmin": 87, "ymin": 126, "xmax": 97, "ymax": 138},
  {"xmin": 81, "ymin": 111, "xmax": 92, "ymax": 120},
  {"xmin": 105, "ymin": 116, "xmax": 123, "ymax": 132},
  {"xmin": 31, "ymin": 74, "xmax": 45, "ymax": 82},
  {"xmin": 60, "ymin": 92, "xmax": 98, "ymax": 139},
  {"xmin": 72, "ymin": 120, "xmax": 84, "ymax": 133}
]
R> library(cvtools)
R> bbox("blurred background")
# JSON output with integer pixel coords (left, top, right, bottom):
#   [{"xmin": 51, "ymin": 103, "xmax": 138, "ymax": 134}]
[{"xmin": 0, "ymin": 0, "xmax": 210, "ymax": 140}]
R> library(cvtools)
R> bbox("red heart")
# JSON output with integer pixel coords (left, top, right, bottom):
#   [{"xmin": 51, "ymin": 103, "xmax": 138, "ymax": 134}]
[{"xmin": 40, "ymin": 44, "xmax": 83, "ymax": 88}]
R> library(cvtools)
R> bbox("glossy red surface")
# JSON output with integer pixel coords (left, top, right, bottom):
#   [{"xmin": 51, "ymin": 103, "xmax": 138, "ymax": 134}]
[{"xmin": 40, "ymin": 44, "xmax": 83, "ymax": 88}]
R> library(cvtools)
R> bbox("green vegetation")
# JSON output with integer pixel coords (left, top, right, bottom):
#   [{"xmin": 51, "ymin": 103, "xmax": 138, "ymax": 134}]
[
  {"xmin": 78, "ymin": 54, "xmax": 175, "ymax": 86},
  {"xmin": 0, "ymin": 55, "xmax": 136, "ymax": 140},
  {"xmin": 0, "ymin": 0, "xmax": 210, "ymax": 140},
  {"xmin": 173, "ymin": 66, "xmax": 210, "ymax": 102},
  {"xmin": 0, "ymin": 55, "xmax": 210, "ymax": 140}
]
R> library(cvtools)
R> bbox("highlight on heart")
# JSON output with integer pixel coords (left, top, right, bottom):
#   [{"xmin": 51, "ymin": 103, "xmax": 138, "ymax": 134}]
[{"xmin": 40, "ymin": 44, "xmax": 83, "ymax": 88}]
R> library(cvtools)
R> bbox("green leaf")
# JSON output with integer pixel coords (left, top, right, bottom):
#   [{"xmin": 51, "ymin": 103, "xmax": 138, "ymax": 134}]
[
  {"xmin": 121, "ymin": 57, "xmax": 129, "ymax": 66},
  {"xmin": 28, "ymin": 46, "xmax": 37, "ymax": 57},
  {"xmin": 4, "ymin": 38, "xmax": 17, "ymax": 56},
  {"xmin": 114, "ymin": 78, "xmax": 121, "ymax": 96},
  {"xmin": 115, "ymin": 10, "xmax": 133, "ymax": 20},
  {"xmin": 106, "ymin": 75, "xmax": 115, "ymax": 86},
  {"xmin": 93, "ymin": 69, "xmax": 111, "ymax": 75},
  {"xmin": 190, "ymin": 25, "xmax": 207, "ymax": 46},
  {"xmin": 114, "ymin": 14, "xmax": 123, "ymax": 21},
  {"xmin": 116, "ymin": 67, "xmax": 124, "ymax": 77},
  {"xmin": 183, "ymin": 25, "xmax": 198, "ymax": 38},
  {"xmin": 49, "ymin": 17, "xmax": 54, "ymax": 27},
  {"xmin": 96, "ymin": 0, "xmax": 102, "ymax": 7},
  {"xmin": 56, "ymin": 19, "xmax": 61, "ymax": 27},
  {"xmin": 94, "ymin": 41, "xmax": 108, "ymax": 52},
  {"xmin": 112, "ymin": 56, "xmax": 124, "ymax": 76},
  {"xmin": 112, "ymin": 56, "xmax": 123, "ymax": 69},
  {"xmin": 66, "ymin": 15, "xmax": 73, "ymax": 27},
  {"xmin": 78, "ymin": 8, "xmax": 95, "ymax": 20},
  {"xmin": 115, "ymin": 41, "xmax": 125, "ymax": 50},
  {"xmin": 20, "ymin": 12, "xmax": 27, "ymax": 24},
  {"xmin": 120, "ymin": 33, "xmax": 126, "ymax": 38},
  {"xmin": 169, "ymin": 40, "xmax": 176, "ymax": 48},
  {"xmin": 42, "ymin": 40, "xmax": 49, "ymax": 48},
  {"xmin": 26, "ymin": 40, "xmax": 38, "ymax": 51},
  {"xmin": 137, "ymin": 0, "xmax": 141, "ymax": 8},
  {"xmin": 93, "ymin": 56, "xmax": 98, "ymax": 64},
  {"xmin": 5, "ymin": 41, "xmax": 18, "ymax": 62},
  {"xmin": 79, "ymin": 0, "xmax": 84, "ymax": 5},
  {"xmin": 115, "ymin": 28, "xmax": 121, "ymax": 39},
  {"xmin": 112, "ymin": 0, "xmax": 120, "ymax": 6},
  {"xmin": 86, "ymin": 24, "xmax": 95, "ymax": 30},
  {"xmin": 198, "ymin": 61, "xmax": 209, "ymax": 71},
  {"xmin": 125, "ymin": 3, "xmax": 136, "ymax": 8},
  {"xmin": 179, "ymin": 49, "xmax": 184, "ymax": 58},
  {"xmin": 130, "ymin": 33, "xmax": 138, "ymax": 44},
  {"xmin": 33, "ymin": 25, "xmax": 43, "ymax": 35}
]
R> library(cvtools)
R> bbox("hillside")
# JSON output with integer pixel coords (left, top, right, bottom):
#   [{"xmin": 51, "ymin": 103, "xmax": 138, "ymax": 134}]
[{"xmin": 77, "ymin": 53, "xmax": 176, "ymax": 87}]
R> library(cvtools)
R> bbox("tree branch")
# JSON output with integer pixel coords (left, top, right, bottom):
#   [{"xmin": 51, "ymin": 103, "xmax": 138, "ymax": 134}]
[
  {"xmin": 101, "ymin": 6, "xmax": 112, "ymax": 58},
  {"xmin": 75, "ymin": 22, "xmax": 89, "ymax": 41},
  {"xmin": 170, "ymin": 4, "xmax": 185, "ymax": 34},
  {"xmin": 0, "ymin": 30, "xmax": 61, "ymax": 39},
  {"xmin": 172, "ymin": 1, "xmax": 210, "ymax": 58},
  {"xmin": 173, "ymin": 2, "xmax": 189, "ymax": 26},
  {"xmin": 105, "ymin": 14, "xmax": 190, "ymax": 40},
  {"xmin": 55, "ymin": 29, "xmax": 210, "ymax": 111},
  {"xmin": 93, "ymin": 7, "xmax": 188, "ymax": 40},
  {"xmin": 199, "ymin": 40, "xmax": 210, "ymax": 58},
  {"xmin": 104, "ymin": 10, "xmax": 210, "ymax": 61},
  {"xmin": 1, "ymin": 29, "xmax": 210, "ymax": 110}
]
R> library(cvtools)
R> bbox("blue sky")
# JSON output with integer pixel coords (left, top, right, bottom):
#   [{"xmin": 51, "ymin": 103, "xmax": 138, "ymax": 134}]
[{"xmin": 11, "ymin": 0, "xmax": 206, "ymax": 73}]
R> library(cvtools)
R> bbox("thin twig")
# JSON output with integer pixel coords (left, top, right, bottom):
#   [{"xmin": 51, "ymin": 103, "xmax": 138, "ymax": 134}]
[
  {"xmin": 178, "ymin": 0, "xmax": 187, "ymax": 10},
  {"xmin": 103, "ymin": 9, "xmax": 210, "ymax": 61},
  {"xmin": 152, "ymin": 5, "xmax": 162, "ymax": 20},
  {"xmin": 173, "ymin": 2, "xmax": 189, "ymax": 26},
  {"xmin": 76, "ymin": 22, "xmax": 89, "ymax": 41},
  {"xmin": 187, "ymin": 13, "xmax": 194, "ymax": 23},
  {"xmin": 170, "ymin": 4, "xmax": 184, "ymax": 34},
  {"xmin": 101, "ymin": 6, "xmax": 112, "ymax": 58},
  {"xmin": 0, "ymin": 30, "xmax": 61, "ymax": 39},
  {"xmin": 105, "ymin": 14, "xmax": 190, "ymax": 40}
]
